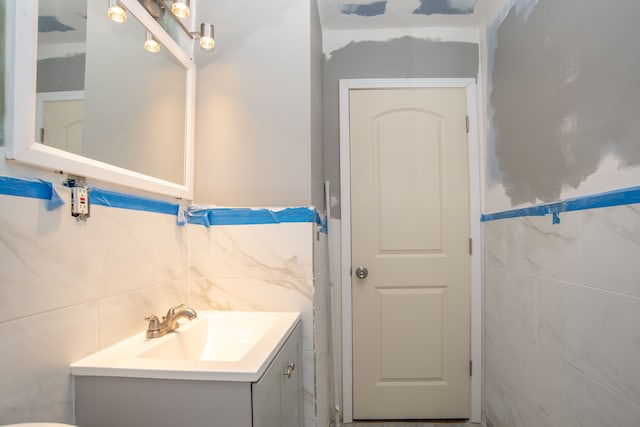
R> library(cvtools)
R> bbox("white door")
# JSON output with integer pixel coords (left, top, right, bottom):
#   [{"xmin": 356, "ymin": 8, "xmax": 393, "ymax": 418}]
[
  {"xmin": 350, "ymin": 87, "xmax": 471, "ymax": 419},
  {"xmin": 36, "ymin": 92, "xmax": 84, "ymax": 154}
]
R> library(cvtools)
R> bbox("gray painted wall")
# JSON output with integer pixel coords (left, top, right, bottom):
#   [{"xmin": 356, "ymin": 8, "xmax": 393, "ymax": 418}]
[
  {"xmin": 310, "ymin": 0, "xmax": 326, "ymax": 212},
  {"xmin": 484, "ymin": 2, "xmax": 640, "ymax": 427},
  {"xmin": 323, "ymin": 37, "xmax": 479, "ymax": 218},
  {"xmin": 36, "ymin": 54, "xmax": 85, "ymax": 93},
  {"xmin": 489, "ymin": 0, "xmax": 640, "ymax": 206}
]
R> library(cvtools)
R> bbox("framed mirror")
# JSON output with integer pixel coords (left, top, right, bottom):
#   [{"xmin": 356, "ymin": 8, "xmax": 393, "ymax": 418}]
[{"xmin": 5, "ymin": 0, "xmax": 195, "ymax": 199}]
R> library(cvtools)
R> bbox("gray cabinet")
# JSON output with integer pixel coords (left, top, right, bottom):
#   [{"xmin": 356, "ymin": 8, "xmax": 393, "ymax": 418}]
[
  {"xmin": 252, "ymin": 324, "xmax": 302, "ymax": 427},
  {"xmin": 74, "ymin": 323, "xmax": 302, "ymax": 427}
]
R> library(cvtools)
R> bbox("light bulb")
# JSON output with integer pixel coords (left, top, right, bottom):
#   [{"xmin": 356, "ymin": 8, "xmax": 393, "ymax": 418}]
[
  {"xmin": 108, "ymin": 0, "xmax": 127, "ymax": 23},
  {"xmin": 200, "ymin": 36, "xmax": 215, "ymax": 50},
  {"xmin": 144, "ymin": 31, "xmax": 160, "ymax": 53},
  {"xmin": 172, "ymin": 0, "xmax": 190, "ymax": 18}
]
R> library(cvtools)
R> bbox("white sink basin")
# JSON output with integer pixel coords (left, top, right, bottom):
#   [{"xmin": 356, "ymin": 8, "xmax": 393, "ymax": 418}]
[
  {"xmin": 71, "ymin": 311, "xmax": 300, "ymax": 382},
  {"xmin": 137, "ymin": 311, "xmax": 282, "ymax": 362}
]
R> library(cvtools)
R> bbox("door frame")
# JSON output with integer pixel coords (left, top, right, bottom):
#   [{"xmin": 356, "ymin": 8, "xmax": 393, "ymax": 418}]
[{"xmin": 339, "ymin": 78, "xmax": 482, "ymax": 423}]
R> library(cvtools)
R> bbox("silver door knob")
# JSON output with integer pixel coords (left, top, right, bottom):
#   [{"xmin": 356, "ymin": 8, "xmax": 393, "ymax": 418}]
[
  {"xmin": 283, "ymin": 362, "xmax": 295, "ymax": 379},
  {"xmin": 355, "ymin": 266, "xmax": 368, "ymax": 279}
]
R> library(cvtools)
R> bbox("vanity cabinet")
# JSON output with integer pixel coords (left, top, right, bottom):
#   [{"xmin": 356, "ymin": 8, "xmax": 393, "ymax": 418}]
[
  {"xmin": 252, "ymin": 321, "xmax": 302, "ymax": 427},
  {"xmin": 74, "ymin": 323, "xmax": 302, "ymax": 427}
]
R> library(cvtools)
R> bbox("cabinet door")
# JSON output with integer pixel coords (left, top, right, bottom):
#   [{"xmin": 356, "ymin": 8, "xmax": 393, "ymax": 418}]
[
  {"xmin": 252, "ymin": 362, "xmax": 282, "ymax": 426},
  {"xmin": 281, "ymin": 327, "xmax": 301, "ymax": 427},
  {"xmin": 252, "ymin": 324, "xmax": 302, "ymax": 427}
]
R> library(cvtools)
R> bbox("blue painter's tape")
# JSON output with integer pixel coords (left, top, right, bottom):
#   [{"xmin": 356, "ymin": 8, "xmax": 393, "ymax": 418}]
[
  {"xmin": 0, "ymin": 176, "xmax": 64, "ymax": 210},
  {"xmin": 563, "ymin": 186, "xmax": 640, "ymax": 212},
  {"xmin": 185, "ymin": 206, "xmax": 211, "ymax": 226},
  {"xmin": 1, "ymin": 176, "xmax": 324, "ymax": 230},
  {"xmin": 317, "ymin": 212, "xmax": 328, "ymax": 234},
  {"xmin": 480, "ymin": 205, "xmax": 547, "ymax": 222},
  {"xmin": 481, "ymin": 185, "xmax": 640, "ymax": 223},
  {"xmin": 187, "ymin": 206, "xmax": 319, "ymax": 227},
  {"xmin": 90, "ymin": 188, "xmax": 180, "ymax": 217}
]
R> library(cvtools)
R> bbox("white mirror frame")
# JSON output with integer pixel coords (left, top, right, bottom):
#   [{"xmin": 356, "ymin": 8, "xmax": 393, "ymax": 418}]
[{"xmin": 5, "ymin": 0, "xmax": 196, "ymax": 199}]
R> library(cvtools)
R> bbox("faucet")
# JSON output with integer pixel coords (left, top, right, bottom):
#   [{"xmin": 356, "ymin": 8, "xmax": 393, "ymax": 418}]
[{"xmin": 145, "ymin": 304, "xmax": 197, "ymax": 338}]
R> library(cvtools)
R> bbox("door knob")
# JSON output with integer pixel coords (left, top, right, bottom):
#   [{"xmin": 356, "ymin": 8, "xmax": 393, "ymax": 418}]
[
  {"xmin": 283, "ymin": 362, "xmax": 295, "ymax": 379},
  {"xmin": 355, "ymin": 266, "xmax": 368, "ymax": 279}
]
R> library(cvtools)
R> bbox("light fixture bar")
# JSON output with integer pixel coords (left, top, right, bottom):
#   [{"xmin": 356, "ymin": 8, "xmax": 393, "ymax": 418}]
[
  {"xmin": 157, "ymin": 0, "xmax": 198, "ymax": 40},
  {"xmin": 154, "ymin": 0, "xmax": 215, "ymax": 49}
]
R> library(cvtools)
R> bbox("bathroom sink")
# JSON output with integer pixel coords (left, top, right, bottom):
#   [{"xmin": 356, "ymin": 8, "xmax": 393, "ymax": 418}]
[
  {"xmin": 137, "ymin": 311, "xmax": 282, "ymax": 362},
  {"xmin": 71, "ymin": 310, "xmax": 300, "ymax": 382}
]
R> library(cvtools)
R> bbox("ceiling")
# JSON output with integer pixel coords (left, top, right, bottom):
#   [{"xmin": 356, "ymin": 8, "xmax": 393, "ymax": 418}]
[
  {"xmin": 36, "ymin": 0, "xmax": 512, "ymax": 37},
  {"xmin": 37, "ymin": 0, "xmax": 87, "ymax": 46},
  {"xmin": 35, "ymin": 0, "xmax": 514, "ymax": 59},
  {"xmin": 317, "ymin": 0, "xmax": 510, "ymax": 31}
]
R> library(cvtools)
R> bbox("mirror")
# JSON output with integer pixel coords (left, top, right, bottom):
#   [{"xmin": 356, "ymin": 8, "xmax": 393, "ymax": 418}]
[{"xmin": 6, "ymin": 0, "xmax": 195, "ymax": 199}]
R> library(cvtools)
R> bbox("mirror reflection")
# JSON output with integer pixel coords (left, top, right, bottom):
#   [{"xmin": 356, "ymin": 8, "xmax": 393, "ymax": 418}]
[{"xmin": 36, "ymin": 0, "xmax": 187, "ymax": 185}]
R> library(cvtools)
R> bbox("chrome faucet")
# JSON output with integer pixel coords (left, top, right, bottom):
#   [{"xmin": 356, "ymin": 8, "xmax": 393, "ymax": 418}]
[{"xmin": 145, "ymin": 304, "xmax": 197, "ymax": 338}]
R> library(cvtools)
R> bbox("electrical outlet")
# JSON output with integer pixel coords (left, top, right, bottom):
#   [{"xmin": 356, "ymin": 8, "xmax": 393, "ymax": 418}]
[
  {"xmin": 71, "ymin": 187, "xmax": 89, "ymax": 216},
  {"xmin": 65, "ymin": 175, "xmax": 90, "ymax": 220}
]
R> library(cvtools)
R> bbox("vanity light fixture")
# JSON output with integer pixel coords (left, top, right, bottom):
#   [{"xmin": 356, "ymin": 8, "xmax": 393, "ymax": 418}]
[
  {"xmin": 171, "ymin": 0, "xmax": 190, "ymax": 18},
  {"xmin": 144, "ymin": 31, "xmax": 161, "ymax": 53},
  {"xmin": 120, "ymin": 0, "xmax": 215, "ymax": 51},
  {"xmin": 156, "ymin": 0, "xmax": 216, "ymax": 50},
  {"xmin": 107, "ymin": 0, "xmax": 127, "ymax": 23}
]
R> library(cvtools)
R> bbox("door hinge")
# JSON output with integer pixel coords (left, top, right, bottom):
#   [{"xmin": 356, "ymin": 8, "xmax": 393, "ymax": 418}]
[
  {"xmin": 470, "ymin": 360, "xmax": 473, "ymax": 376},
  {"xmin": 466, "ymin": 116, "xmax": 469, "ymax": 133},
  {"xmin": 40, "ymin": 128, "xmax": 45, "ymax": 143},
  {"xmin": 469, "ymin": 238, "xmax": 472, "ymax": 255}
]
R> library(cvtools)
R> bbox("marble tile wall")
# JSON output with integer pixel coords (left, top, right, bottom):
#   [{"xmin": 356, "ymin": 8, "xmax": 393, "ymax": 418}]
[
  {"xmin": 1, "ymin": 190, "xmax": 331, "ymax": 425},
  {"xmin": 187, "ymin": 220, "xmax": 329, "ymax": 427},
  {"xmin": 0, "ymin": 189, "xmax": 190, "ymax": 424},
  {"xmin": 483, "ymin": 206, "xmax": 640, "ymax": 427},
  {"xmin": 314, "ymin": 228, "xmax": 332, "ymax": 427}
]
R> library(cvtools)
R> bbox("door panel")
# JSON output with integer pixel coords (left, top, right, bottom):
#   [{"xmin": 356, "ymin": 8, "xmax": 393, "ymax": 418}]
[
  {"xmin": 378, "ymin": 286, "xmax": 446, "ymax": 381},
  {"xmin": 350, "ymin": 88, "xmax": 470, "ymax": 419},
  {"xmin": 376, "ymin": 109, "xmax": 443, "ymax": 253},
  {"xmin": 41, "ymin": 99, "xmax": 84, "ymax": 153}
]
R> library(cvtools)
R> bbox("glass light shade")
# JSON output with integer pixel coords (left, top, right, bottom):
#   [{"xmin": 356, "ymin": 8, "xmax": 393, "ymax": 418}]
[
  {"xmin": 200, "ymin": 36, "xmax": 215, "ymax": 50},
  {"xmin": 108, "ymin": 0, "xmax": 127, "ymax": 23},
  {"xmin": 172, "ymin": 0, "xmax": 190, "ymax": 18},
  {"xmin": 199, "ymin": 22, "xmax": 215, "ymax": 50},
  {"xmin": 144, "ymin": 32, "xmax": 160, "ymax": 53}
]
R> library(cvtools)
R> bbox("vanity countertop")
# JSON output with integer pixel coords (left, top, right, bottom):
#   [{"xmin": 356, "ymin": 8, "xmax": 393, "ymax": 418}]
[{"xmin": 70, "ymin": 310, "xmax": 301, "ymax": 382}]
